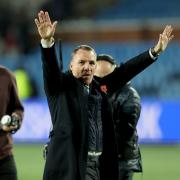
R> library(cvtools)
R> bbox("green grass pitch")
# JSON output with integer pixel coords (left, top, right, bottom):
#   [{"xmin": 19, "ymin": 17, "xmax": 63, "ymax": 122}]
[{"xmin": 13, "ymin": 144, "xmax": 180, "ymax": 180}]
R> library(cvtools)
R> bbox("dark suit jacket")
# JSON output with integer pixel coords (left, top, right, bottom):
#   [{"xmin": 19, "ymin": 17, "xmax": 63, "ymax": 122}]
[
  {"xmin": 95, "ymin": 50, "xmax": 156, "ymax": 93},
  {"xmin": 41, "ymin": 45, "xmax": 155, "ymax": 180}
]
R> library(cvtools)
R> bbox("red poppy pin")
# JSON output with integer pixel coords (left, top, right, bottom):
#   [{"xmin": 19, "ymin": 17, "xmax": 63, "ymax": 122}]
[{"xmin": 100, "ymin": 85, "xmax": 108, "ymax": 93}]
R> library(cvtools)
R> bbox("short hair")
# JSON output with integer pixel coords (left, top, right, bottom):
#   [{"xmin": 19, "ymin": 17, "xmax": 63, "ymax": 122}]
[
  {"xmin": 72, "ymin": 45, "xmax": 96, "ymax": 57},
  {"xmin": 97, "ymin": 54, "xmax": 116, "ymax": 65}
]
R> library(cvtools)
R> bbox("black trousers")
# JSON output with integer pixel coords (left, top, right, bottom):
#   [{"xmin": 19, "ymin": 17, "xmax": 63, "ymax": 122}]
[
  {"xmin": 0, "ymin": 155, "xmax": 17, "ymax": 180},
  {"xmin": 118, "ymin": 168, "xmax": 133, "ymax": 180},
  {"xmin": 85, "ymin": 155, "xmax": 100, "ymax": 180}
]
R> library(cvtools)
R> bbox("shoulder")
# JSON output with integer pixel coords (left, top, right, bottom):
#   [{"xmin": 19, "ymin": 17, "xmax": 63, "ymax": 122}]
[
  {"xmin": 120, "ymin": 82, "xmax": 139, "ymax": 95},
  {"xmin": 0, "ymin": 66, "xmax": 14, "ymax": 77},
  {"xmin": 0, "ymin": 65, "xmax": 9, "ymax": 73},
  {"xmin": 0, "ymin": 66, "xmax": 16, "ymax": 83},
  {"xmin": 128, "ymin": 86, "xmax": 140, "ymax": 99},
  {"xmin": 114, "ymin": 83, "xmax": 140, "ymax": 100}
]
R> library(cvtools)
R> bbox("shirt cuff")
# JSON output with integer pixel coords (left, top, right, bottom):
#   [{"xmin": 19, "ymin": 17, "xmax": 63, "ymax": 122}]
[
  {"xmin": 41, "ymin": 38, "xmax": 54, "ymax": 48},
  {"xmin": 149, "ymin": 48, "xmax": 157, "ymax": 60}
]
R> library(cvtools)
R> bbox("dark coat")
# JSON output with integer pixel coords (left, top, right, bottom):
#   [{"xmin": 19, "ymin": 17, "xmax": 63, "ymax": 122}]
[
  {"xmin": 110, "ymin": 82, "xmax": 142, "ymax": 172},
  {"xmin": 41, "ymin": 45, "xmax": 156, "ymax": 180},
  {"xmin": 0, "ymin": 66, "xmax": 24, "ymax": 160}
]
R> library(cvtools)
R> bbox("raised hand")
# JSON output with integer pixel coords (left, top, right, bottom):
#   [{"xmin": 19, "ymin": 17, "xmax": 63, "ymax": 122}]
[
  {"xmin": 154, "ymin": 25, "xmax": 174, "ymax": 54},
  {"xmin": 35, "ymin": 11, "xmax": 58, "ymax": 40}
]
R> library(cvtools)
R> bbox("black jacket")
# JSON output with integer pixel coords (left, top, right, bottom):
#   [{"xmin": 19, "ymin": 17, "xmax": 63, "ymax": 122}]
[
  {"xmin": 110, "ymin": 82, "xmax": 142, "ymax": 172},
  {"xmin": 41, "ymin": 45, "xmax": 156, "ymax": 180},
  {"xmin": 41, "ymin": 45, "xmax": 118, "ymax": 180}
]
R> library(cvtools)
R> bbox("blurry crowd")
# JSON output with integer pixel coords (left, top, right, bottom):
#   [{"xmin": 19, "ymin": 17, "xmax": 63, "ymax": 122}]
[
  {"xmin": 0, "ymin": 0, "xmax": 180, "ymax": 100},
  {"xmin": 0, "ymin": 0, "xmax": 116, "ymax": 99},
  {"xmin": 0, "ymin": 0, "xmax": 44, "ymax": 56},
  {"xmin": 0, "ymin": 0, "xmax": 116, "ymax": 57}
]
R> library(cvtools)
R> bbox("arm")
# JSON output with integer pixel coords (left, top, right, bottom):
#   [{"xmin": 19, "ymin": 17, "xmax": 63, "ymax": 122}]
[
  {"xmin": 101, "ymin": 50, "xmax": 153, "ymax": 92},
  {"xmin": 35, "ymin": 11, "xmax": 62, "ymax": 95},
  {"xmin": 98, "ymin": 25, "xmax": 174, "ymax": 92},
  {"xmin": 41, "ymin": 44, "xmax": 64, "ymax": 95}
]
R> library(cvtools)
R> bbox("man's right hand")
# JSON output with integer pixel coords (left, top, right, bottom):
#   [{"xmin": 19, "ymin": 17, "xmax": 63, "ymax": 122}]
[{"xmin": 35, "ymin": 10, "xmax": 58, "ymax": 41}]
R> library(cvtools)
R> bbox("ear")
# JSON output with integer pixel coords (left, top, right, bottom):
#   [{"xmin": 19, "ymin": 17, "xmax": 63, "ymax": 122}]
[
  {"xmin": 95, "ymin": 63, "xmax": 97, "ymax": 69},
  {"xmin": 69, "ymin": 61, "xmax": 73, "ymax": 70}
]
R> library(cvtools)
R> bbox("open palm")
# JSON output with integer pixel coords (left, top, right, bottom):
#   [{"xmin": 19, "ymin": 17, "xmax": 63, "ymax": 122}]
[
  {"xmin": 35, "ymin": 11, "xmax": 58, "ymax": 40},
  {"xmin": 154, "ymin": 25, "xmax": 174, "ymax": 53}
]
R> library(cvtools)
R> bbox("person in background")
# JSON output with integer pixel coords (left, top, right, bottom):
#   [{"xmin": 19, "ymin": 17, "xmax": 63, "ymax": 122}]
[
  {"xmin": 95, "ymin": 54, "xmax": 142, "ymax": 180},
  {"xmin": 34, "ymin": 10, "xmax": 173, "ymax": 180},
  {"xmin": 14, "ymin": 67, "xmax": 38, "ymax": 99},
  {"xmin": 0, "ymin": 66, "xmax": 24, "ymax": 180}
]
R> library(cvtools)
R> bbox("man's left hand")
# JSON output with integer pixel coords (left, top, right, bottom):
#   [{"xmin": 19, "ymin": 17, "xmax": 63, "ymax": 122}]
[{"xmin": 154, "ymin": 25, "xmax": 174, "ymax": 54}]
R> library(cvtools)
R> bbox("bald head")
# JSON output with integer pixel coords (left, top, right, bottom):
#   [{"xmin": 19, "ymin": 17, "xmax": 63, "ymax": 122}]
[{"xmin": 94, "ymin": 54, "xmax": 116, "ymax": 77}]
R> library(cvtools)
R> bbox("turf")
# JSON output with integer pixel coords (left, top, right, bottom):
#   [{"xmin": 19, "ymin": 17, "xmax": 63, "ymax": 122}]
[
  {"xmin": 133, "ymin": 145, "xmax": 180, "ymax": 180},
  {"xmin": 13, "ymin": 144, "xmax": 180, "ymax": 180},
  {"xmin": 14, "ymin": 144, "xmax": 45, "ymax": 180}
]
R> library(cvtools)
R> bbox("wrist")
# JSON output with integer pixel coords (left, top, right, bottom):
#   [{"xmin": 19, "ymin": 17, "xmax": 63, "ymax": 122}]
[
  {"xmin": 151, "ymin": 47, "xmax": 160, "ymax": 57},
  {"xmin": 41, "ymin": 37, "xmax": 54, "ymax": 44},
  {"xmin": 41, "ymin": 37, "xmax": 55, "ymax": 48}
]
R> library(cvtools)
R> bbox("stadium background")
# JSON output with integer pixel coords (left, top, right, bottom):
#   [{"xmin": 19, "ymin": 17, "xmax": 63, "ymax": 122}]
[{"xmin": 0, "ymin": 0, "xmax": 180, "ymax": 179}]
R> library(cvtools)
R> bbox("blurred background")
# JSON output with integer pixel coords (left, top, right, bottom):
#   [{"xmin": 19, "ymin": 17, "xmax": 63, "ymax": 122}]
[{"xmin": 0, "ymin": 0, "xmax": 180, "ymax": 179}]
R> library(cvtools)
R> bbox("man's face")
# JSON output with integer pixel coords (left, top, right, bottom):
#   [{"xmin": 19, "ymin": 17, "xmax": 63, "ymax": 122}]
[
  {"xmin": 95, "ymin": 60, "xmax": 115, "ymax": 77},
  {"xmin": 70, "ymin": 49, "xmax": 97, "ymax": 85}
]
